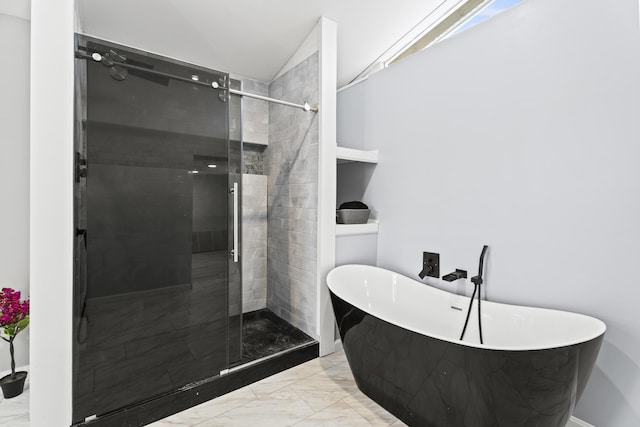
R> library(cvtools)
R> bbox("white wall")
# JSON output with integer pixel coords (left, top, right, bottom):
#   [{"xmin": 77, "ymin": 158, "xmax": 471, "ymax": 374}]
[
  {"xmin": 30, "ymin": 0, "xmax": 74, "ymax": 424},
  {"xmin": 337, "ymin": 0, "xmax": 640, "ymax": 426},
  {"xmin": 335, "ymin": 234, "xmax": 377, "ymax": 266},
  {"xmin": 0, "ymin": 13, "xmax": 30, "ymax": 372}
]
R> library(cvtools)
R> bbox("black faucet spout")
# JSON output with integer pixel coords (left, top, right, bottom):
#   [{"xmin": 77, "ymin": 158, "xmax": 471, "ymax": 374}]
[{"xmin": 442, "ymin": 269, "xmax": 467, "ymax": 282}]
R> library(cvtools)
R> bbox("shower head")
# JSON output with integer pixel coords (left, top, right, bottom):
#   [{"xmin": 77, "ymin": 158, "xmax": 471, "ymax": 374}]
[
  {"xmin": 99, "ymin": 50, "xmax": 128, "ymax": 81},
  {"xmin": 97, "ymin": 49, "xmax": 170, "ymax": 86}
]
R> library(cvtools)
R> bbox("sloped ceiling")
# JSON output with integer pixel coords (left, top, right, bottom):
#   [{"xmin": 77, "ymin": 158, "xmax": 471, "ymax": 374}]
[{"xmin": 76, "ymin": 0, "xmax": 445, "ymax": 87}]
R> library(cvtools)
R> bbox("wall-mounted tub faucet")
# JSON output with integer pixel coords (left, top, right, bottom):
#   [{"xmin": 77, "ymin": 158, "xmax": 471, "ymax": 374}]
[
  {"xmin": 442, "ymin": 269, "xmax": 467, "ymax": 281},
  {"xmin": 419, "ymin": 252, "xmax": 440, "ymax": 279}
]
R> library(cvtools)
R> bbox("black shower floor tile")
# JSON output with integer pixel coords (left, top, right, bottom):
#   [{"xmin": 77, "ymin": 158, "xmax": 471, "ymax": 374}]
[{"xmin": 235, "ymin": 309, "xmax": 315, "ymax": 366}]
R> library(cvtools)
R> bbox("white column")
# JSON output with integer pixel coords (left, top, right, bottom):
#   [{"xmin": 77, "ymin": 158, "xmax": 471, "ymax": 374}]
[
  {"xmin": 30, "ymin": 0, "xmax": 74, "ymax": 424},
  {"xmin": 316, "ymin": 17, "xmax": 338, "ymax": 356}
]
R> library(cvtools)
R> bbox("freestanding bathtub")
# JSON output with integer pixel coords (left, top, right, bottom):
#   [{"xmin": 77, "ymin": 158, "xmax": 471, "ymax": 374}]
[{"xmin": 327, "ymin": 265, "xmax": 605, "ymax": 427}]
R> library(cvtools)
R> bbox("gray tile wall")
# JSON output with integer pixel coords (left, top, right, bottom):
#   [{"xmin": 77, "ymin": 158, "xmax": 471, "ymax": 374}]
[
  {"xmin": 243, "ymin": 143, "xmax": 265, "ymax": 175},
  {"xmin": 265, "ymin": 52, "xmax": 320, "ymax": 339},
  {"xmin": 241, "ymin": 78, "xmax": 269, "ymax": 145},
  {"xmin": 239, "ymin": 76, "xmax": 268, "ymax": 175},
  {"xmin": 242, "ymin": 174, "xmax": 268, "ymax": 313}
]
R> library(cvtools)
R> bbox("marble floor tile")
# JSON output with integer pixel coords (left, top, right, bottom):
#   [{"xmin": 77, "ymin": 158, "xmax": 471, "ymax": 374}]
[
  {"xmin": 147, "ymin": 418, "xmax": 192, "ymax": 427},
  {"xmin": 313, "ymin": 360, "xmax": 360, "ymax": 392},
  {"xmin": 292, "ymin": 399, "xmax": 371, "ymax": 426},
  {"xmin": 343, "ymin": 390, "xmax": 400, "ymax": 427},
  {"xmin": 0, "ymin": 414, "xmax": 30, "ymax": 427},
  {"xmin": 319, "ymin": 349, "xmax": 347, "ymax": 366},
  {"xmin": 248, "ymin": 357, "xmax": 330, "ymax": 397},
  {"xmin": 289, "ymin": 368, "xmax": 359, "ymax": 412},
  {"xmin": 196, "ymin": 387, "xmax": 314, "ymax": 427},
  {"xmin": 0, "ymin": 393, "xmax": 30, "ymax": 419},
  {"xmin": 0, "ymin": 371, "xmax": 30, "ymax": 426},
  {"xmin": 148, "ymin": 387, "xmax": 257, "ymax": 426}
]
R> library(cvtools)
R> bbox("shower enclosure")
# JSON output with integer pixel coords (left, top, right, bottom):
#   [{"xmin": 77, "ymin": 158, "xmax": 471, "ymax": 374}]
[{"xmin": 72, "ymin": 35, "xmax": 315, "ymax": 425}]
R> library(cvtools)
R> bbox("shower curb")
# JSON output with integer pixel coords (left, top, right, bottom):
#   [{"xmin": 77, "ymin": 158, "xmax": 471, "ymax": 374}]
[{"xmin": 72, "ymin": 341, "xmax": 318, "ymax": 427}]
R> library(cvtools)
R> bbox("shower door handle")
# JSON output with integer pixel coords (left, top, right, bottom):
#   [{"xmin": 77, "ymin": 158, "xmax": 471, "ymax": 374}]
[{"xmin": 231, "ymin": 182, "xmax": 239, "ymax": 263}]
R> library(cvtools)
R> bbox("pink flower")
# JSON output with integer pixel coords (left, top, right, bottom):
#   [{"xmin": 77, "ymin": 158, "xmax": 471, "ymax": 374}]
[{"xmin": 0, "ymin": 287, "xmax": 30, "ymax": 337}]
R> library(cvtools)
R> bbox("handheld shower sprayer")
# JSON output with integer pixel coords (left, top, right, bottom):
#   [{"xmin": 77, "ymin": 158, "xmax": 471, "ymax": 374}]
[
  {"xmin": 471, "ymin": 245, "xmax": 489, "ymax": 287},
  {"xmin": 460, "ymin": 245, "xmax": 489, "ymax": 344}
]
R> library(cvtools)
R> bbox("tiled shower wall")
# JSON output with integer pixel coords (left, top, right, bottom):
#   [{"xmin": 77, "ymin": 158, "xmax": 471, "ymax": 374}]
[
  {"xmin": 241, "ymin": 174, "xmax": 267, "ymax": 312},
  {"xmin": 265, "ymin": 52, "xmax": 320, "ymax": 338},
  {"xmin": 237, "ymin": 76, "xmax": 269, "ymax": 313},
  {"xmin": 240, "ymin": 78, "xmax": 269, "ymax": 146}
]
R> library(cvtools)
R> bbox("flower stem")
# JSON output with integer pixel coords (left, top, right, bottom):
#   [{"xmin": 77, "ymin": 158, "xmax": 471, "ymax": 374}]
[{"xmin": 9, "ymin": 336, "xmax": 16, "ymax": 380}]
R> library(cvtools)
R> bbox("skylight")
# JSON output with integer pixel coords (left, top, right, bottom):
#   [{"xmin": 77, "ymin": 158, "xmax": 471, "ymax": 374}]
[
  {"xmin": 440, "ymin": 0, "xmax": 526, "ymax": 41},
  {"xmin": 343, "ymin": 0, "xmax": 526, "ymax": 89},
  {"xmin": 391, "ymin": 0, "xmax": 526, "ymax": 65}
]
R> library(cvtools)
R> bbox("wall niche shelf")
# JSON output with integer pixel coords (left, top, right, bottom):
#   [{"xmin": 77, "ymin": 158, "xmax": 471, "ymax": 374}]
[
  {"xmin": 335, "ymin": 145, "xmax": 379, "ymax": 237},
  {"xmin": 335, "ymin": 219, "xmax": 379, "ymax": 236},
  {"xmin": 336, "ymin": 146, "xmax": 378, "ymax": 164}
]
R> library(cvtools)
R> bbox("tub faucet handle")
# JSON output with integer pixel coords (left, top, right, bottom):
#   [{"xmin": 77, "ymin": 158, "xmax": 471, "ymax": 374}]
[
  {"xmin": 419, "ymin": 252, "xmax": 440, "ymax": 279},
  {"xmin": 419, "ymin": 265, "xmax": 433, "ymax": 279}
]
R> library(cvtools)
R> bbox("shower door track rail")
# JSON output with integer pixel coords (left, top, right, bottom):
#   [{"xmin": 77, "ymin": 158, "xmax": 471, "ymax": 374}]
[{"xmin": 75, "ymin": 51, "xmax": 319, "ymax": 112}]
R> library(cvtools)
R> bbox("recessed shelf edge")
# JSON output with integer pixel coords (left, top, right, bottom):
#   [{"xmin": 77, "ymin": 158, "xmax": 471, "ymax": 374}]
[
  {"xmin": 335, "ymin": 220, "xmax": 379, "ymax": 236},
  {"xmin": 336, "ymin": 146, "xmax": 378, "ymax": 164}
]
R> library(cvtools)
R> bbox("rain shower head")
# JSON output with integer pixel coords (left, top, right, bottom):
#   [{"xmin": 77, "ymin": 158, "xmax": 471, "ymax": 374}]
[
  {"xmin": 99, "ymin": 50, "xmax": 127, "ymax": 81},
  {"xmin": 96, "ymin": 49, "xmax": 170, "ymax": 86}
]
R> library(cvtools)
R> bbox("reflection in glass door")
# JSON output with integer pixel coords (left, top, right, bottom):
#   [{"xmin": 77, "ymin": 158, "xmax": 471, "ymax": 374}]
[{"xmin": 73, "ymin": 35, "xmax": 240, "ymax": 423}]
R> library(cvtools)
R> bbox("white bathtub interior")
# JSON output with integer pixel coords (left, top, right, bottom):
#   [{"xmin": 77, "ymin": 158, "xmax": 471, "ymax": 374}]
[{"xmin": 328, "ymin": 264, "xmax": 606, "ymax": 351}]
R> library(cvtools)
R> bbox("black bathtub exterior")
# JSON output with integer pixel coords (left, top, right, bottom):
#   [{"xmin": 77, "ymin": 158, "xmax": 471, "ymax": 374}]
[{"xmin": 330, "ymin": 291, "xmax": 603, "ymax": 427}]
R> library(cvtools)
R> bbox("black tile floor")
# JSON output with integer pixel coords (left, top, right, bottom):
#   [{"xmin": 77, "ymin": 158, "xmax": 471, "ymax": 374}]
[{"xmin": 235, "ymin": 308, "xmax": 315, "ymax": 367}]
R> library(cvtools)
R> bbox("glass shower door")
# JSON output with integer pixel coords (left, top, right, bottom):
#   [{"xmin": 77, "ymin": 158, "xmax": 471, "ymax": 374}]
[{"xmin": 73, "ymin": 36, "xmax": 240, "ymax": 423}]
